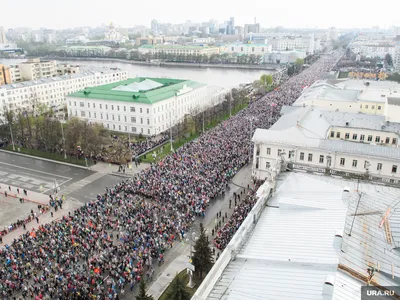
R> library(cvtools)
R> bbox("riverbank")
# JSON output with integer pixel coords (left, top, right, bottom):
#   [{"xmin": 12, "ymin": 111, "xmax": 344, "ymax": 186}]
[{"xmin": 44, "ymin": 56, "xmax": 278, "ymax": 71}]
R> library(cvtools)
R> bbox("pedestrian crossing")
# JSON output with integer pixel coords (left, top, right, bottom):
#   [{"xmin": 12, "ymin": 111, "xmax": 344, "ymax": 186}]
[{"xmin": 61, "ymin": 172, "xmax": 106, "ymax": 195}]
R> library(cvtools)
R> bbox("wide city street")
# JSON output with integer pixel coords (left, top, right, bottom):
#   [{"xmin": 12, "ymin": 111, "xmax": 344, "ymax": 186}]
[{"xmin": 0, "ymin": 151, "xmax": 94, "ymax": 194}]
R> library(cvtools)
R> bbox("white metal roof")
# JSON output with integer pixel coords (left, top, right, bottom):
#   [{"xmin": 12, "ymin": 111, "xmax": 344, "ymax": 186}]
[
  {"xmin": 207, "ymin": 172, "xmax": 348, "ymax": 300},
  {"xmin": 206, "ymin": 172, "xmax": 400, "ymax": 300},
  {"xmin": 252, "ymin": 106, "xmax": 400, "ymax": 161}
]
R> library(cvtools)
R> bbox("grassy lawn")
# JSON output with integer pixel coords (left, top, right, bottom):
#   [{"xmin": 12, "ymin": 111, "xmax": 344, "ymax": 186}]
[
  {"xmin": 3, "ymin": 145, "xmax": 88, "ymax": 167},
  {"xmin": 158, "ymin": 269, "xmax": 199, "ymax": 300},
  {"xmin": 140, "ymin": 134, "xmax": 199, "ymax": 163}
]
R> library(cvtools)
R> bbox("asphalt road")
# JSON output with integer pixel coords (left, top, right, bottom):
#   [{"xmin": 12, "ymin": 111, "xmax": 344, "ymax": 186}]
[
  {"xmin": 68, "ymin": 174, "xmax": 123, "ymax": 204},
  {"xmin": 0, "ymin": 151, "xmax": 94, "ymax": 194}
]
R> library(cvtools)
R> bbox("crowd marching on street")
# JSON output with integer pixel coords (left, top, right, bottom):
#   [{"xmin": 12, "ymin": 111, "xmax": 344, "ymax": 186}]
[
  {"xmin": 0, "ymin": 50, "xmax": 343, "ymax": 300},
  {"xmin": 128, "ymin": 133, "xmax": 170, "ymax": 157}
]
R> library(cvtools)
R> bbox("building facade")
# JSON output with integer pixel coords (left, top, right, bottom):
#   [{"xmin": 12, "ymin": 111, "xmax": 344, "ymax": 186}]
[
  {"xmin": 0, "ymin": 26, "xmax": 6, "ymax": 44},
  {"xmin": 252, "ymin": 106, "xmax": 400, "ymax": 184},
  {"xmin": 138, "ymin": 45, "xmax": 220, "ymax": 56},
  {"xmin": 224, "ymin": 44, "xmax": 272, "ymax": 55},
  {"xmin": 0, "ymin": 64, "xmax": 11, "ymax": 85},
  {"xmin": 66, "ymin": 77, "xmax": 223, "ymax": 136},
  {"xmin": 18, "ymin": 59, "xmax": 57, "ymax": 81},
  {"xmin": 0, "ymin": 69, "xmax": 128, "ymax": 119}
]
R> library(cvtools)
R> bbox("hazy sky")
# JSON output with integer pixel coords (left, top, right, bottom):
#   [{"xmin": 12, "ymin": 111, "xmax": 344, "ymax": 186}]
[{"xmin": 2, "ymin": 0, "xmax": 399, "ymax": 29}]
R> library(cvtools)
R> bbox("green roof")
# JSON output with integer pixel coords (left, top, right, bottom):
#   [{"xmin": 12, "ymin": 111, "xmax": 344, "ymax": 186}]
[{"xmin": 68, "ymin": 77, "xmax": 206, "ymax": 104}]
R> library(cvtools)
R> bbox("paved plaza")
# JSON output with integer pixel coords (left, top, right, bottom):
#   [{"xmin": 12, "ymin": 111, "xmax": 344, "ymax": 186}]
[{"xmin": 0, "ymin": 151, "xmax": 94, "ymax": 194}]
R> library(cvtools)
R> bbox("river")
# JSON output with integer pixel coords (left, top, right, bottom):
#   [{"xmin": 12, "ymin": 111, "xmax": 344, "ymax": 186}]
[{"xmin": 0, "ymin": 58, "xmax": 271, "ymax": 88}]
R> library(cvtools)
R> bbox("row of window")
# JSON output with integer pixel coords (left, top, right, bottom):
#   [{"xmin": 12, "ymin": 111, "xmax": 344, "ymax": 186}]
[
  {"xmin": 360, "ymin": 104, "xmax": 382, "ymax": 110},
  {"xmin": 330, "ymin": 131, "xmax": 398, "ymax": 145},
  {"xmin": 78, "ymin": 110, "xmax": 151, "ymax": 124},
  {"xmin": 102, "ymin": 123, "xmax": 151, "ymax": 135},
  {"xmin": 263, "ymin": 147, "xmax": 399, "ymax": 174},
  {"xmin": 298, "ymin": 152, "xmax": 398, "ymax": 173}
]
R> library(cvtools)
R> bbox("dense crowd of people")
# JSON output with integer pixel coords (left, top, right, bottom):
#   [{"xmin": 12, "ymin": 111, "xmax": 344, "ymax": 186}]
[
  {"xmin": 213, "ymin": 186, "xmax": 260, "ymax": 251},
  {"xmin": 0, "ymin": 51, "xmax": 342, "ymax": 299},
  {"xmin": 129, "ymin": 133, "xmax": 170, "ymax": 157}
]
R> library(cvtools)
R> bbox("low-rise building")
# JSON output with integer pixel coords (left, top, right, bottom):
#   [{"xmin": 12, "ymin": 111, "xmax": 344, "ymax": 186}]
[
  {"xmin": 224, "ymin": 44, "xmax": 272, "ymax": 55},
  {"xmin": 262, "ymin": 50, "xmax": 307, "ymax": 64},
  {"xmin": 293, "ymin": 79, "xmax": 400, "ymax": 122},
  {"xmin": 66, "ymin": 77, "xmax": 223, "ymax": 136},
  {"xmin": 138, "ymin": 44, "xmax": 220, "ymax": 56},
  {"xmin": 56, "ymin": 64, "xmax": 80, "ymax": 76},
  {"xmin": 135, "ymin": 36, "xmax": 164, "ymax": 46},
  {"xmin": 18, "ymin": 58, "xmax": 57, "ymax": 81},
  {"xmin": 61, "ymin": 46, "xmax": 112, "ymax": 57},
  {"xmin": 252, "ymin": 105, "xmax": 400, "ymax": 184},
  {"xmin": 0, "ymin": 68, "xmax": 128, "ymax": 119}
]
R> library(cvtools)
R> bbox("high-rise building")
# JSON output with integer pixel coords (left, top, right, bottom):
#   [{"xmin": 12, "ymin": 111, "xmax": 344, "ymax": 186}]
[
  {"xmin": 226, "ymin": 17, "xmax": 235, "ymax": 35},
  {"xmin": 244, "ymin": 23, "xmax": 260, "ymax": 37},
  {"xmin": 0, "ymin": 26, "xmax": 7, "ymax": 44},
  {"xmin": 151, "ymin": 19, "xmax": 159, "ymax": 33}
]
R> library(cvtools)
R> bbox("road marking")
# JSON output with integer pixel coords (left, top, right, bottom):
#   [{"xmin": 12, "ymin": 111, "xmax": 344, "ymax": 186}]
[
  {"xmin": 41, "ymin": 178, "xmax": 73, "ymax": 194},
  {"xmin": 0, "ymin": 161, "xmax": 71, "ymax": 179}
]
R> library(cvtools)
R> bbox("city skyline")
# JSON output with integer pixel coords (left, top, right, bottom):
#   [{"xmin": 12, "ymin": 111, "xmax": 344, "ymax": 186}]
[{"xmin": 2, "ymin": 0, "xmax": 400, "ymax": 30}]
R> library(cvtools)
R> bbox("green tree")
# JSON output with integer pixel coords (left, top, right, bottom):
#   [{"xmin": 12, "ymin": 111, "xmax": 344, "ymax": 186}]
[
  {"xmin": 135, "ymin": 280, "xmax": 154, "ymax": 300},
  {"xmin": 164, "ymin": 273, "xmax": 191, "ymax": 300},
  {"xmin": 260, "ymin": 74, "xmax": 273, "ymax": 87},
  {"xmin": 192, "ymin": 224, "xmax": 214, "ymax": 279},
  {"xmin": 107, "ymin": 138, "xmax": 131, "ymax": 165},
  {"xmin": 385, "ymin": 53, "xmax": 393, "ymax": 66}
]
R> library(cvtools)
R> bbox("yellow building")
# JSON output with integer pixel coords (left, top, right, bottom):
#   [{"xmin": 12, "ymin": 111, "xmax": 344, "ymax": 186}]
[{"xmin": 0, "ymin": 64, "xmax": 11, "ymax": 85}]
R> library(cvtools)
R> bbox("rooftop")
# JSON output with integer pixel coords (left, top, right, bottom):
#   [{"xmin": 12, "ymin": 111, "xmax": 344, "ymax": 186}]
[
  {"xmin": 201, "ymin": 172, "xmax": 400, "ymax": 300},
  {"xmin": 294, "ymin": 79, "xmax": 400, "ymax": 106},
  {"xmin": 67, "ymin": 77, "xmax": 205, "ymax": 104},
  {"xmin": 253, "ymin": 106, "xmax": 400, "ymax": 161},
  {"xmin": 0, "ymin": 68, "xmax": 125, "ymax": 90}
]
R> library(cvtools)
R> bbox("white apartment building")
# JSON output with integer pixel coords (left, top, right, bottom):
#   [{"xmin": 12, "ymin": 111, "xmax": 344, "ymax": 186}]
[
  {"xmin": 18, "ymin": 58, "xmax": 57, "ymax": 81},
  {"xmin": 350, "ymin": 41, "xmax": 396, "ymax": 58},
  {"xmin": 268, "ymin": 34, "xmax": 316, "ymax": 54},
  {"xmin": 0, "ymin": 69, "xmax": 128, "ymax": 119},
  {"xmin": 252, "ymin": 105, "xmax": 400, "ymax": 185},
  {"xmin": 293, "ymin": 79, "xmax": 400, "ymax": 122},
  {"xmin": 138, "ymin": 45, "xmax": 220, "ymax": 56},
  {"xmin": 66, "ymin": 77, "xmax": 224, "ymax": 136},
  {"xmin": 8, "ymin": 65, "xmax": 21, "ymax": 83},
  {"xmin": 224, "ymin": 44, "xmax": 272, "ymax": 55}
]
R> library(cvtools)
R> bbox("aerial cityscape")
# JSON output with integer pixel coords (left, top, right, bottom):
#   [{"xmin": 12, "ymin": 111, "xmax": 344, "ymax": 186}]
[{"xmin": 0, "ymin": 1, "xmax": 400, "ymax": 300}]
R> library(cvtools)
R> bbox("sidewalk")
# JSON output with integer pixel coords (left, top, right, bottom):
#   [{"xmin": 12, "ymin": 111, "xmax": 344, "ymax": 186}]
[
  {"xmin": 89, "ymin": 161, "xmax": 150, "ymax": 176},
  {"xmin": 0, "ymin": 183, "xmax": 50, "ymax": 205},
  {"xmin": 0, "ymin": 195, "xmax": 76, "ymax": 246},
  {"xmin": 147, "ymin": 255, "xmax": 189, "ymax": 299}
]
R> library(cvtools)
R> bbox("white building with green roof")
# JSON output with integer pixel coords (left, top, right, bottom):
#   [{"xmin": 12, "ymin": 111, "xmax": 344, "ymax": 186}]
[
  {"xmin": 67, "ymin": 77, "xmax": 224, "ymax": 136},
  {"xmin": 138, "ymin": 44, "xmax": 220, "ymax": 56}
]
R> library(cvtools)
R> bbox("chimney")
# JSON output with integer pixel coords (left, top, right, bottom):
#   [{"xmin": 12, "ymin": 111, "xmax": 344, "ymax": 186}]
[
  {"xmin": 322, "ymin": 275, "xmax": 335, "ymax": 298},
  {"xmin": 333, "ymin": 229, "xmax": 343, "ymax": 250}
]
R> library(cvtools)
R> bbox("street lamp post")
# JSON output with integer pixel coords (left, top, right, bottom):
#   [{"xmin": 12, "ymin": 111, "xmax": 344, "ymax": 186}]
[
  {"xmin": 229, "ymin": 89, "xmax": 232, "ymax": 118},
  {"xmin": 9, "ymin": 122, "xmax": 16, "ymax": 151},
  {"xmin": 60, "ymin": 122, "xmax": 67, "ymax": 159},
  {"xmin": 128, "ymin": 132, "xmax": 134, "ymax": 178}
]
